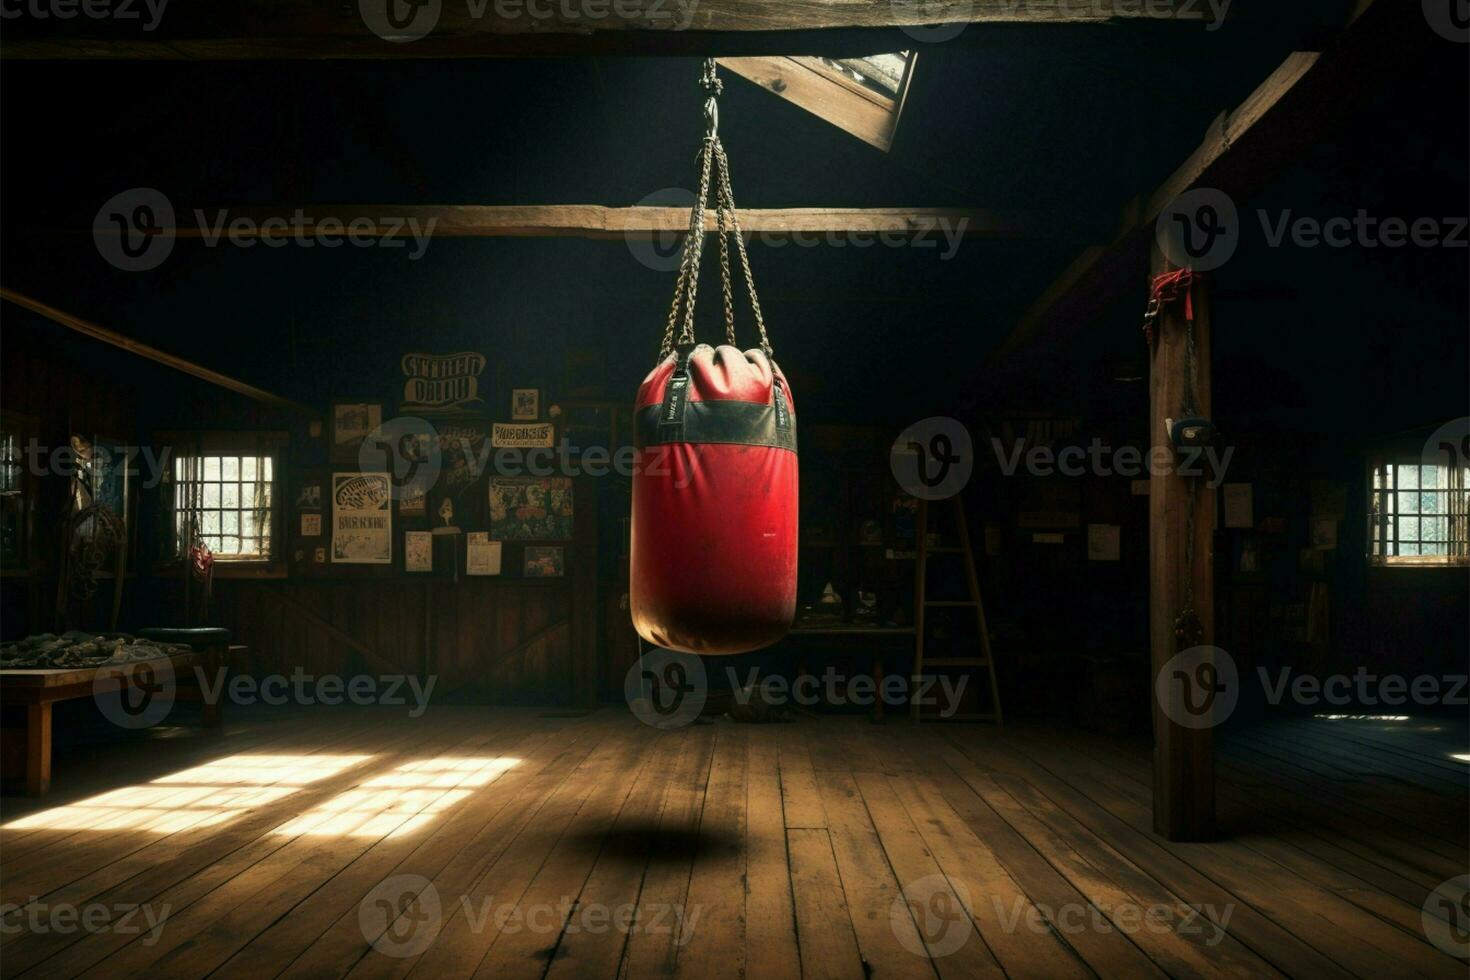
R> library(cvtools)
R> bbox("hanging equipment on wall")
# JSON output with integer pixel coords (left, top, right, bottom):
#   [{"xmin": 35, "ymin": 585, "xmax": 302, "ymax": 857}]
[{"xmin": 629, "ymin": 58, "xmax": 799, "ymax": 656}]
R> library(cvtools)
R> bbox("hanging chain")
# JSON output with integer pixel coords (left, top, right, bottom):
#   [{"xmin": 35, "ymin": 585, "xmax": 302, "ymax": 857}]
[
  {"xmin": 657, "ymin": 58, "xmax": 773, "ymax": 363},
  {"xmin": 714, "ymin": 141, "xmax": 772, "ymax": 358}
]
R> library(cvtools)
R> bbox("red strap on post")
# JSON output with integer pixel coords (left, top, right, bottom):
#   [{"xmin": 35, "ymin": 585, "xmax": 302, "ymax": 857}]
[{"xmin": 1143, "ymin": 268, "xmax": 1196, "ymax": 345}]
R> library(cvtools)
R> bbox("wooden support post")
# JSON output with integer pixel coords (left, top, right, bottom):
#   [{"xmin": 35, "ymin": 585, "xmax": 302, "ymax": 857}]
[
  {"xmin": 1148, "ymin": 243, "xmax": 1215, "ymax": 841},
  {"xmin": 26, "ymin": 702, "xmax": 52, "ymax": 797}
]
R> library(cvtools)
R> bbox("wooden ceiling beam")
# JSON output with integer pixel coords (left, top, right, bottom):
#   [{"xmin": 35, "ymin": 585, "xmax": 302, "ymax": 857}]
[
  {"xmin": 0, "ymin": 288, "xmax": 313, "ymax": 415},
  {"xmin": 100, "ymin": 205, "xmax": 1049, "ymax": 240},
  {"xmin": 991, "ymin": 0, "xmax": 1408, "ymax": 364},
  {"xmin": 2, "ymin": 0, "xmax": 1214, "ymax": 60}
]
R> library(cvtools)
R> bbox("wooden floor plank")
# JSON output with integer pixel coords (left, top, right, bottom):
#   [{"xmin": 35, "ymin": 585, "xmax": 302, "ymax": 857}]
[
  {"xmin": 1, "ymin": 710, "xmax": 1461, "ymax": 980},
  {"xmin": 209, "ymin": 717, "xmax": 558, "ymax": 978},
  {"xmin": 540, "ymin": 729, "xmax": 680, "ymax": 979},
  {"xmin": 67, "ymin": 713, "xmax": 506, "ymax": 979},
  {"xmin": 814, "ymin": 770, "xmax": 938, "ymax": 980},
  {"xmin": 778, "ymin": 737, "xmax": 827, "ymax": 830},
  {"xmin": 3, "ymin": 710, "xmax": 418, "ymax": 977},
  {"xmin": 671, "ymin": 726, "xmax": 749, "ymax": 980},
  {"xmin": 786, "ymin": 827, "xmax": 866, "ymax": 980},
  {"xmin": 993, "ymin": 728, "xmax": 1462, "ymax": 980},
  {"xmin": 615, "ymin": 723, "xmax": 717, "ymax": 978},
  {"xmin": 937, "ymin": 730, "xmax": 1357, "ymax": 980},
  {"xmin": 742, "ymin": 728, "xmax": 802, "ymax": 980}
]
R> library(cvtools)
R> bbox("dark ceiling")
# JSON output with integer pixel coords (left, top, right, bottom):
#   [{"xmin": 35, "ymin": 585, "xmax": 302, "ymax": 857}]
[{"xmin": 1, "ymin": 1, "xmax": 1464, "ymax": 436}]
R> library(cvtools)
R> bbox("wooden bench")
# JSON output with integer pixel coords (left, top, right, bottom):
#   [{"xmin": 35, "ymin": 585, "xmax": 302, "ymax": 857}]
[{"xmin": 1, "ymin": 646, "xmax": 231, "ymax": 797}]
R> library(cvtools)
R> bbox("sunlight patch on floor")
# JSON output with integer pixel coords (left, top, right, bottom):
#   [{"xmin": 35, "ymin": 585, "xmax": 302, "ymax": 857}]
[
  {"xmin": 272, "ymin": 756, "xmax": 519, "ymax": 839},
  {"xmin": 2, "ymin": 754, "xmax": 374, "ymax": 832}
]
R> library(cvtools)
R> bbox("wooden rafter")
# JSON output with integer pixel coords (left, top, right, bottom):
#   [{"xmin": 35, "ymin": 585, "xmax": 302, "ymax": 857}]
[
  {"xmin": 2, "ymin": 0, "xmax": 1215, "ymax": 60},
  {"xmin": 95, "ymin": 205, "xmax": 1045, "ymax": 240},
  {"xmin": 992, "ymin": 0, "xmax": 1403, "ymax": 364},
  {"xmin": 0, "ymin": 288, "xmax": 311, "ymax": 415}
]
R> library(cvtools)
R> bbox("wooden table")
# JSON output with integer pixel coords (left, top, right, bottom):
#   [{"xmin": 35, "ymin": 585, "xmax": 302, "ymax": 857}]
[{"xmin": 1, "ymin": 650, "xmax": 216, "ymax": 796}]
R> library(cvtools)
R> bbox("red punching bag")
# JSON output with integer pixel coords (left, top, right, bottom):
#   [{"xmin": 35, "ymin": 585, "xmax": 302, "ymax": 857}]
[{"xmin": 630, "ymin": 59, "xmax": 798, "ymax": 655}]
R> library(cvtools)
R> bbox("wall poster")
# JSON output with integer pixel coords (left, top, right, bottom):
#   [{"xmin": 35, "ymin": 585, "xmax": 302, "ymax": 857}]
[
  {"xmin": 523, "ymin": 545, "xmax": 564, "ymax": 577},
  {"xmin": 404, "ymin": 530, "xmax": 432, "ymax": 572},
  {"xmin": 332, "ymin": 472, "xmax": 392, "ymax": 564},
  {"xmin": 492, "ymin": 422, "xmax": 555, "ymax": 448},
  {"xmin": 490, "ymin": 477, "xmax": 573, "ymax": 540},
  {"xmin": 331, "ymin": 403, "xmax": 382, "ymax": 464},
  {"xmin": 466, "ymin": 533, "xmax": 503, "ymax": 575},
  {"xmin": 400, "ymin": 352, "xmax": 487, "ymax": 414}
]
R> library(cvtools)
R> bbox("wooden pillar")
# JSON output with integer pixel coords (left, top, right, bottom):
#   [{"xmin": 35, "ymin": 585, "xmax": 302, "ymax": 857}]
[
  {"xmin": 26, "ymin": 702, "xmax": 52, "ymax": 797},
  {"xmin": 1148, "ymin": 244, "xmax": 1216, "ymax": 841}
]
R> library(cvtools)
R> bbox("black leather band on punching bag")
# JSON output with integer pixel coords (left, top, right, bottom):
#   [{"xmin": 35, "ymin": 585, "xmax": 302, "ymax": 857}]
[
  {"xmin": 642, "ymin": 349, "xmax": 796, "ymax": 452},
  {"xmin": 637, "ymin": 400, "xmax": 798, "ymax": 452}
]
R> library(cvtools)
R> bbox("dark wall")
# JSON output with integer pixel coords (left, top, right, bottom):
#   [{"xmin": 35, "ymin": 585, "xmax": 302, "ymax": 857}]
[{"xmin": 2, "ymin": 14, "xmax": 1465, "ymax": 704}]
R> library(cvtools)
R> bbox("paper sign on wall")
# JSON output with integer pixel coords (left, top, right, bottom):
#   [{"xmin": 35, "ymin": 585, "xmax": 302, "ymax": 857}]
[
  {"xmin": 400, "ymin": 352, "xmax": 487, "ymax": 413},
  {"xmin": 1223, "ymin": 483, "xmax": 1253, "ymax": 529},
  {"xmin": 301, "ymin": 513, "xmax": 321, "ymax": 537},
  {"xmin": 405, "ymin": 530, "xmax": 432, "ymax": 572},
  {"xmin": 492, "ymin": 422, "xmax": 555, "ymax": 448},
  {"xmin": 467, "ymin": 533, "xmax": 503, "ymax": 575},
  {"xmin": 332, "ymin": 472, "xmax": 392, "ymax": 564},
  {"xmin": 1087, "ymin": 524, "xmax": 1121, "ymax": 561}
]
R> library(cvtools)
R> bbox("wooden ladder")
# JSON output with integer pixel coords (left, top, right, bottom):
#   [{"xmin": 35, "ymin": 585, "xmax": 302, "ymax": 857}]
[{"xmin": 911, "ymin": 495, "xmax": 1003, "ymax": 724}]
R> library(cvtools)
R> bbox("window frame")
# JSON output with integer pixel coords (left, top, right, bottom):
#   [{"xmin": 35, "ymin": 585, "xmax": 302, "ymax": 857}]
[
  {"xmin": 1367, "ymin": 453, "xmax": 1469, "ymax": 568},
  {"xmin": 157, "ymin": 431, "xmax": 288, "ymax": 578}
]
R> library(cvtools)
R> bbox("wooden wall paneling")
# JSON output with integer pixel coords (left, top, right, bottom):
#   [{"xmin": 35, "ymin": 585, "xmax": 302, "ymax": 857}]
[{"xmin": 571, "ymin": 476, "xmax": 600, "ymax": 708}]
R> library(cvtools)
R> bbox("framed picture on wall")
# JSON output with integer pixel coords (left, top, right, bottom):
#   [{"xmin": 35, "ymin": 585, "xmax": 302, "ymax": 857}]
[
  {"xmin": 511, "ymin": 388, "xmax": 540, "ymax": 421},
  {"xmin": 330, "ymin": 401, "xmax": 383, "ymax": 464},
  {"xmin": 523, "ymin": 545, "xmax": 563, "ymax": 578},
  {"xmin": 489, "ymin": 476, "xmax": 573, "ymax": 540}
]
